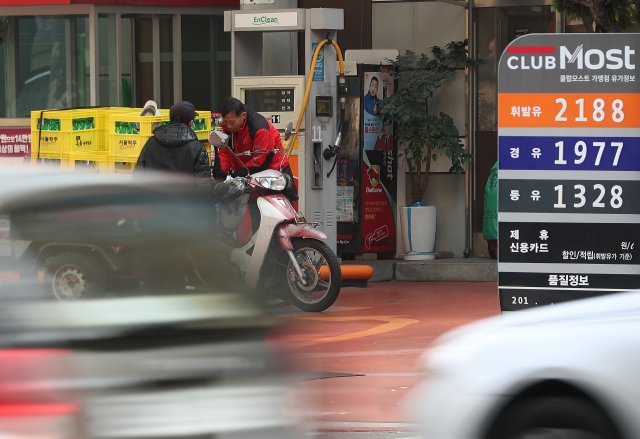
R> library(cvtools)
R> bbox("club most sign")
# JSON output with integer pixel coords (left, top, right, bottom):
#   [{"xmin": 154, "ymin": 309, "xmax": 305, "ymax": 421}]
[{"xmin": 497, "ymin": 33, "xmax": 640, "ymax": 311}]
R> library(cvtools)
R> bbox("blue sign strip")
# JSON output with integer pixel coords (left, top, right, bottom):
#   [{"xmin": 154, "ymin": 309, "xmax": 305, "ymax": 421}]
[
  {"xmin": 499, "ymin": 136, "xmax": 640, "ymax": 171},
  {"xmin": 312, "ymin": 42, "xmax": 324, "ymax": 82}
]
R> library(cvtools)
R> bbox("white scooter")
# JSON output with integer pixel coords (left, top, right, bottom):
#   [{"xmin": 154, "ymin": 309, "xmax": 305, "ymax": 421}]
[{"xmin": 211, "ymin": 137, "xmax": 341, "ymax": 312}]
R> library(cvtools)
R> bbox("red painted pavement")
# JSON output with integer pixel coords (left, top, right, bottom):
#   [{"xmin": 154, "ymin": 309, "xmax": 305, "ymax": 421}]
[{"xmin": 271, "ymin": 281, "xmax": 500, "ymax": 431}]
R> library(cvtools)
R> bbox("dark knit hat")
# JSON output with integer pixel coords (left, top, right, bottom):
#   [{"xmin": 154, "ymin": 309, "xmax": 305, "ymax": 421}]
[{"xmin": 170, "ymin": 101, "xmax": 198, "ymax": 122}]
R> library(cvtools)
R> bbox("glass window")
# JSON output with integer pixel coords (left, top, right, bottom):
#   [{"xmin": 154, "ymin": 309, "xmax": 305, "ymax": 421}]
[
  {"xmin": 0, "ymin": 20, "xmax": 5, "ymax": 117},
  {"xmin": 565, "ymin": 12, "xmax": 640, "ymax": 33},
  {"xmin": 0, "ymin": 15, "xmax": 89, "ymax": 118},
  {"xmin": 99, "ymin": 14, "xmax": 118, "ymax": 106},
  {"xmin": 475, "ymin": 8, "xmax": 500, "ymax": 131},
  {"xmin": 159, "ymin": 16, "xmax": 173, "ymax": 107},
  {"xmin": 119, "ymin": 16, "xmax": 133, "ymax": 107},
  {"xmin": 181, "ymin": 15, "xmax": 229, "ymax": 111},
  {"xmin": 134, "ymin": 15, "xmax": 153, "ymax": 108},
  {"xmin": 475, "ymin": 6, "xmax": 555, "ymax": 131}
]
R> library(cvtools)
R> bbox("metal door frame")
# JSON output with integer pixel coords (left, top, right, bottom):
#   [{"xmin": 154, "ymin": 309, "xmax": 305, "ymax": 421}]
[{"xmin": 467, "ymin": 0, "xmax": 560, "ymax": 254}]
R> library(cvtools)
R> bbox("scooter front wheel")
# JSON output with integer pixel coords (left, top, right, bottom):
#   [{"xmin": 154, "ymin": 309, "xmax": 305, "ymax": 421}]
[{"xmin": 286, "ymin": 239, "xmax": 341, "ymax": 312}]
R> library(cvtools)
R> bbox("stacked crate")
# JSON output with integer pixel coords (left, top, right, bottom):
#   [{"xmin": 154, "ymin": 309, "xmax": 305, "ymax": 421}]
[
  {"xmin": 107, "ymin": 110, "xmax": 211, "ymax": 172},
  {"xmin": 31, "ymin": 108, "xmax": 212, "ymax": 173},
  {"xmin": 30, "ymin": 108, "xmax": 131, "ymax": 170},
  {"xmin": 107, "ymin": 112, "xmax": 168, "ymax": 172}
]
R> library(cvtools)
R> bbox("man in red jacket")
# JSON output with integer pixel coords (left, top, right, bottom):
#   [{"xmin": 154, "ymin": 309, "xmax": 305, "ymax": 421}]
[{"xmin": 212, "ymin": 97, "xmax": 294, "ymax": 184}]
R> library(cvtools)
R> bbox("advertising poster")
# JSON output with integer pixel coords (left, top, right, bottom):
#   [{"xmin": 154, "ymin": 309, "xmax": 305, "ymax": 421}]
[
  {"xmin": 336, "ymin": 76, "xmax": 363, "ymax": 252},
  {"xmin": 497, "ymin": 34, "xmax": 640, "ymax": 311},
  {"xmin": 363, "ymin": 72, "xmax": 394, "ymax": 151},
  {"xmin": 0, "ymin": 128, "xmax": 30, "ymax": 158},
  {"xmin": 336, "ymin": 186, "xmax": 354, "ymax": 222},
  {"xmin": 361, "ymin": 161, "xmax": 396, "ymax": 252},
  {"xmin": 361, "ymin": 70, "xmax": 397, "ymax": 253},
  {"xmin": 363, "ymin": 72, "xmax": 382, "ymax": 151}
]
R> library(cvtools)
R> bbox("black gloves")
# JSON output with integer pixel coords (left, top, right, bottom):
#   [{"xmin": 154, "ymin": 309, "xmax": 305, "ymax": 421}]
[
  {"xmin": 230, "ymin": 168, "xmax": 249, "ymax": 178},
  {"xmin": 212, "ymin": 178, "xmax": 246, "ymax": 202}
]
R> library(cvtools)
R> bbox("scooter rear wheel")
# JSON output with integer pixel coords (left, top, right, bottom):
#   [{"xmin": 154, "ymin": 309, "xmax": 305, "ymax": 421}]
[{"xmin": 285, "ymin": 239, "xmax": 341, "ymax": 312}]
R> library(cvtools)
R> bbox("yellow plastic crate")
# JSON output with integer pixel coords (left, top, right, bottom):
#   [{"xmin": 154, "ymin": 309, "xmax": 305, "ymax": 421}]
[
  {"xmin": 158, "ymin": 107, "xmax": 211, "ymax": 140},
  {"xmin": 108, "ymin": 110, "xmax": 211, "ymax": 159},
  {"xmin": 30, "ymin": 151, "xmax": 69, "ymax": 168},
  {"xmin": 67, "ymin": 154, "xmax": 111, "ymax": 172},
  {"xmin": 108, "ymin": 112, "xmax": 169, "ymax": 159},
  {"xmin": 31, "ymin": 109, "xmax": 101, "ymax": 156},
  {"xmin": 108, "ymin": 158, "xmax": 137, "ymax": 174},
  {"xmin": 193, "ymin": 110, "xmax": 212, "ymax": 141},
  {"xmin": 31, "ymin": 107, "xmax": 138, "ymax": 158}
]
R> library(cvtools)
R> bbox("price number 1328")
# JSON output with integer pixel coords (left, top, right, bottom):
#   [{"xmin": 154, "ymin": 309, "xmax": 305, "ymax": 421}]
[
  {"xmin": 554, "ymin": 184, "xmax": 623, "ymax": 209},
  {"xmin": 555, "ymin": 98, "xmax": 625, "ymax": 123}
]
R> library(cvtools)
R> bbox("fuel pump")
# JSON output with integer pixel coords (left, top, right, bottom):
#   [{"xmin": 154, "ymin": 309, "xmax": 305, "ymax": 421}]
[{"xmin": 224, "ymin": 8, "xmax": 344, "ymax": 251}]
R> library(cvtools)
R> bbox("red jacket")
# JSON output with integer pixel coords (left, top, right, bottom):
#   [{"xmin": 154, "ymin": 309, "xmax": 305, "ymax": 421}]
[{"xmin": 215, "ymin": 108, "xmax": 289, "ymax": 177}]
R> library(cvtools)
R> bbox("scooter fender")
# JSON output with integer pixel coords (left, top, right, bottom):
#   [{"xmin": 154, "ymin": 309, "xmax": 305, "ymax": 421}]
[{"xmin": 277, "ymin": 224, "xmax": 327, "ymax": 251}]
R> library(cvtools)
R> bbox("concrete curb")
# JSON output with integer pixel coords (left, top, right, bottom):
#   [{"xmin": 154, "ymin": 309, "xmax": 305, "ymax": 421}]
[{"xmin": 343, "ymin": 258, "xmax": 497, "ymax": 282}]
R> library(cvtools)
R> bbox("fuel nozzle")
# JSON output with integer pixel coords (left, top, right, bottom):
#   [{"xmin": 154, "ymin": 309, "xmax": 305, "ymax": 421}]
[
  {"xmin": 323, "ymin": 132, "xmax": 342, "ymax": 160},
  {"xmin": 337, "ymin": 76, "xmax": 348, "ymax": 99},
  {"xmin": 323, "ymin": 90, "xmax": 345, "ymax": 164}
]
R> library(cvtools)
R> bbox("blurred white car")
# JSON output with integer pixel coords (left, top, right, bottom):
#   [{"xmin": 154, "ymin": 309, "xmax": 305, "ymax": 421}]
[{"xmin": 408, "ymin": 292, "xmax": 640, "ymax": 439}]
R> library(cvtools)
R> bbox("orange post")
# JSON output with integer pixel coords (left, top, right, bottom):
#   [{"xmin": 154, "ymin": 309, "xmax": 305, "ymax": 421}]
[{"xmin": 319, "ymin": 265, "xmax": 374, "ymax": 281}]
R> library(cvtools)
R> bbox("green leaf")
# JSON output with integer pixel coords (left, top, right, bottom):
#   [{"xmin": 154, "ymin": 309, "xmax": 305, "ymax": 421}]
[{"xmin": 377, "ymin": 40, "xmax": 475, "ymax": 200}]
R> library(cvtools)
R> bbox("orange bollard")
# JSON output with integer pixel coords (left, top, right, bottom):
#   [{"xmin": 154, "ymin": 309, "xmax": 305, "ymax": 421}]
[{"xmin": 319, "ymin": 265, "xmax": 374, "ymax": 282}]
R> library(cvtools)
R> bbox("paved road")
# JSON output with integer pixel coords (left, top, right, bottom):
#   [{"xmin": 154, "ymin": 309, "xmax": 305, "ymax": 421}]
[
  {"xmin": 271, "ymin": 280, "xmax": 501, "ymax": 436},
  {"xmin": 312, "ymin": 433, "xmax": 421, "ymax": 439}
]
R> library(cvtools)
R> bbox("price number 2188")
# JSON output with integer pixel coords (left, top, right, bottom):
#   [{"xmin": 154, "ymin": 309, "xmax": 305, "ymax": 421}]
[{"xmin": 555, "ymin": 98, "xmax": 625, "ymax": 123}]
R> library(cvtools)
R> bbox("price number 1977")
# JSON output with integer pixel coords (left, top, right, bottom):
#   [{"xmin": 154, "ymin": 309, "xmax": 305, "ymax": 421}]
[{"xmin": 555, "ymin": 141, "xmax": 623, "ymax": 167}]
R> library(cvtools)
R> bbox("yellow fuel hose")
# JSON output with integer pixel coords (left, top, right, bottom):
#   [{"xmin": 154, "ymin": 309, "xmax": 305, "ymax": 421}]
[{"xmin": 286, "ymin": 38, "xmax": 345, "ymax": 159}]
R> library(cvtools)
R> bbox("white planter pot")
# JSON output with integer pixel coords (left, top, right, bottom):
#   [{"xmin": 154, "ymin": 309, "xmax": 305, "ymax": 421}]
[{"xmin": 400, "ymin": 205, "xmax": 437, "ymax": 260}]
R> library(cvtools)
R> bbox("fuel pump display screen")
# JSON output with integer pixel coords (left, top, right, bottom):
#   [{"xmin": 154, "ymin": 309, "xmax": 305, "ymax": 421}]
[
  {"xmin": 315, "ymin": 96, "xmax": 333, "ymax": 117},
  {"xmin": 244, "ymin": 88, "xmax": 294, "ymax": 112}
]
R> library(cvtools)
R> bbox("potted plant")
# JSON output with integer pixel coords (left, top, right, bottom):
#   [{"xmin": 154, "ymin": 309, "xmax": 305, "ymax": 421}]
[{"xmin": 378, "ymin": 40, "xmax": 474, "ymax": 259}]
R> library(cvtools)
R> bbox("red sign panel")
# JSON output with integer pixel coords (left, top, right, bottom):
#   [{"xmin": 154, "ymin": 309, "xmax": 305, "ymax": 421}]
[
  {"xmin": 360, "ymin": 162, "xmax": 396, "ymax": 253},
  {"xmin": 0, "ymin": 128, "xmax": 30, "ymax": 158},
  {"xmin": 0, "ymin": 0, "xmax": 238, "ymax": 5}
]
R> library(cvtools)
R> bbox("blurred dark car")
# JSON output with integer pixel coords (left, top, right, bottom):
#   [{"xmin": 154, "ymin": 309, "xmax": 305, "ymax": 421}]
[
  {"xmin": 2, "ymin": 167, "xmax": 229, "ymax": 299},
  {"xmin": 0, "ymin": 166, "xmax": 298, "ymax": 438}
]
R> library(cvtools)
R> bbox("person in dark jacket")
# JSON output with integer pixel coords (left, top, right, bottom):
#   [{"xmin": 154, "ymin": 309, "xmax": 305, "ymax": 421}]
[
  {"xmin": 135, "ymin": 100, "xmax": 210, "ymax": 179},
  {"xmin": 135, "ymin": 102, "xmax": 223, "ymax": 287}
]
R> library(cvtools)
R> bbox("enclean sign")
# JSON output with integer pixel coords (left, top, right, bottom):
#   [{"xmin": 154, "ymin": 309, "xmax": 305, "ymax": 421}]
[{"xmin": 234, "ymin": 11, "xmax": 298, "ymax": 29}]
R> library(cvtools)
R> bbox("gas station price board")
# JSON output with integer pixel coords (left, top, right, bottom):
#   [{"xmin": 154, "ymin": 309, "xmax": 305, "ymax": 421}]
[{"xmin": 498, "ymin": 33, "xmax": 640, "ymax": 311}]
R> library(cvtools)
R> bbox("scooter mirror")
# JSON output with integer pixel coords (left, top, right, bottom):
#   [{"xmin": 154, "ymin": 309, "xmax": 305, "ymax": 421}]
[{"xmin": 209, "ymin": 130, "xmax": 229, "ymax": 148}]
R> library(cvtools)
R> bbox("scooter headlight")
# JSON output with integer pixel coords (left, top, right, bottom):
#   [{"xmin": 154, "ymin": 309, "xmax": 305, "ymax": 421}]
[{"xmin": 256, "ymin": 175, "xmax": 287, "ymax": 191}]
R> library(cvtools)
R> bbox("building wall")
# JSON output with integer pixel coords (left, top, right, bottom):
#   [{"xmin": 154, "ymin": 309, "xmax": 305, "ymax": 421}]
[
  {"xmin": 298, "ymin": 0, "xmax": 372, "ymax": 51},
  {"xmin": 373, "ymin": 1, "xmax": 468, "ymax": 257}
]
